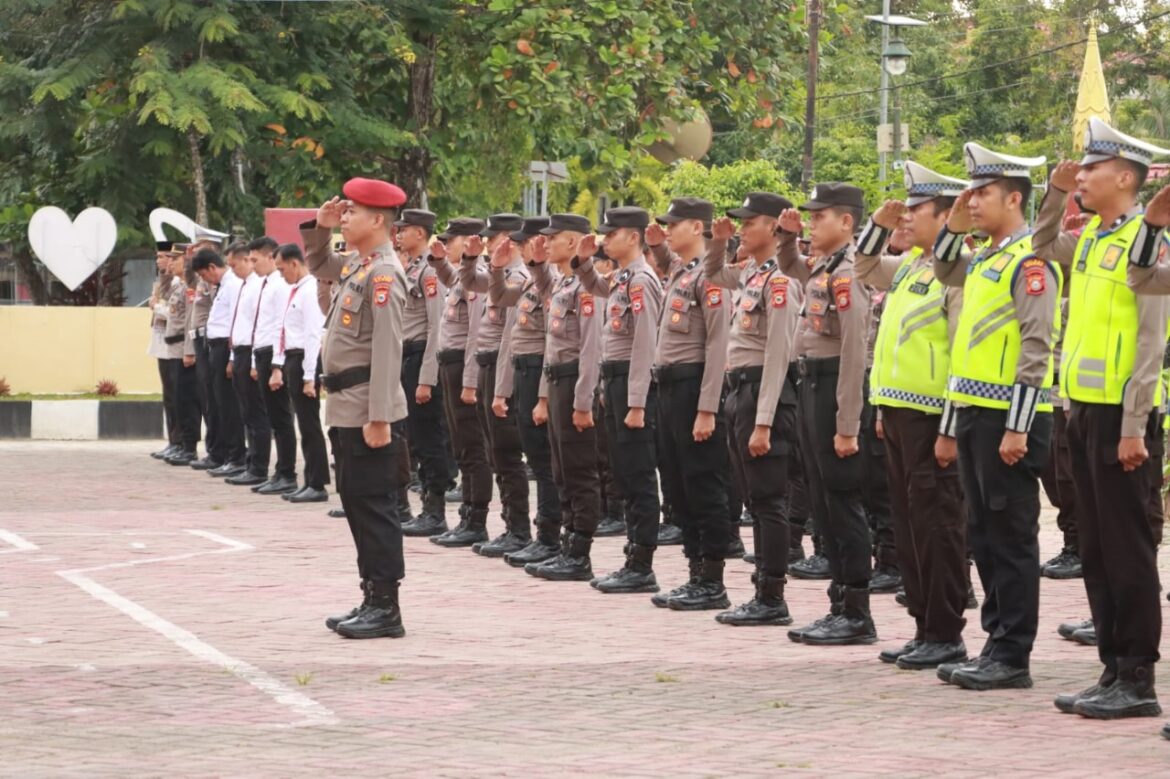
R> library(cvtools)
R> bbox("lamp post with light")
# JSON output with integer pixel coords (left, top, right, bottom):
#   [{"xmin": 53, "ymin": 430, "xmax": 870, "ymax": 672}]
[{"xmin": 866, "ymin": 12, "xmax": 925, "ymax": 187}]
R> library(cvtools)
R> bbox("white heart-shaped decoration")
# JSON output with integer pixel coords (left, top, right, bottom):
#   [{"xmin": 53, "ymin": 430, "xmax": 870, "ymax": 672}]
[
  {"xmin": 149, "ymin": 207, "xmax": 197, "ymax": 242},
  {"xmin": 27, "ymin": 206, "xmax": 118, "ymax": 291}
]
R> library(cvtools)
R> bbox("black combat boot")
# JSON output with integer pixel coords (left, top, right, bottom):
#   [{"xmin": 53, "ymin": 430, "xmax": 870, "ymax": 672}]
[
  {"xmin": 335, "ymin": 580, "xmax": 405, "ymax": 639},
  {"xmin": 801, "ymin": 585, "xmax": 877, "ymax": 645},
  {"xmin": 506, "ymin": 516, "xmax": 561, "ymax": 567},
  {"xmin": 726, "ymin": 535, "xmax": 746, "ymax": 559},
  {"xmin": 652, "ymin": 557, "xmax": 700, "ymax": 607},
  {"xmin": 595, "ymin": 543, "xmax": 659, "ymax": 594},
  {"xmin": 896, "ymin": 640, "xmax": 968, "ymax": 670},
  {"xmin": 431, "ymin": 504, "xmax": 489, "ymax": 547},
  {"xmin": 656, "ymin": 522, "xmax": 684, "ymax": 545},
  {"xmin": 1074, "ymin": 661, "xmax": 1161, "ymax": 719},
  {"xmin": 1055, "ymin": 666, "xmax": 1116, "ymax": 714},
  {"xmin": 790, "ymin": 533, "xmax": 831, "ymax": 579},
  {"xmin": 667, "ymin": 559, "xmax": 731, "ymax": 611},
  {"xmin": 402, "ymin": 490, "xmax": 448, "ymax": 537},
  {"xmin": 716, "ymin": 573, "xmax": 793, "ymax": 626},
  {"xmin": 529, "ymin": 532, "xmax": 593, "ymax": 581},
  {"xmin": 525, "ymin": 530, "xmax": 572, "ymax": 577},
  {"xmin": 879, "ymin": 640, "xmax": 920, "ymax": 664},
  {"xmin": 868, "ymin": 548, "xmax": 901, "ymax": 593},
  {"xmin": 325, "ymin": 580, "xmax": 368, "ymax": 632},
  {"xmin": 787, "ymin": 582, "xmax": 845, "ymax": 642},
  {"xmin": 595, "ymin": 497, "xmax": 626, "ymax": 537},
  {"xmin": 1041, "ymin": 546, "xmax": 1083, "ymax": 579},
  {"xmin": 475, "ymin": 506, "xmax": 532, "ymax": 558}
]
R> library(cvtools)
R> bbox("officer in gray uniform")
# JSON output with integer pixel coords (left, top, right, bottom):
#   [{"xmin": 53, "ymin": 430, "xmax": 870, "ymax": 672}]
[
  {"xmin": 184, "ymin": 258, "xmax": 221, "ymax": 470},
  {"xmin": 161, "ymin": 250, "xmax": 201, "ymax": 463}
]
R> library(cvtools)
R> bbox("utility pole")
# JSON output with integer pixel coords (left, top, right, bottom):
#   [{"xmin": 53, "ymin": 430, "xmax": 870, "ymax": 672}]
[
  {"xmin": 878, "ymin": 0, "xmax": 890, "ymax": 189},
  {"xmin": 801, "ymin": 0, "xmax": 821, "ymax": 192}
]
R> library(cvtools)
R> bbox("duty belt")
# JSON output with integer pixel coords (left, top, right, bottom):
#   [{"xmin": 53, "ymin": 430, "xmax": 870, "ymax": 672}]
[
  {"xmin": 725, "ymin": 365, "xmax": 764, "ymax": 390},
  {"xmin": 322, "ymin": 365, "xmax": 371, "ymax": 393},
  {"xmin": 512, "ymin": 354, "xmax": 544, "ymax": 370},
  {"xmin": 600, "ymin": 360, "xmax": 630, "ymax": 379},
  {"xmin": 475, "ymin": 350, "xmax": 499, "ymax": 367},
  {"xmin": 652, "ymin": 362, "xmax": 704, "ymax": 384},
  {"xmin": 163, "ymin": 334, "xmax": 184, "ymax": 345},
  {"xmin": 403, "ymin": 339, "xmax": 427, "ymax": 357},
  {"xmin": 437, "ymin": 348, "xmax": 465, "ymax": 365},
  {"xmin": 544, "ymin": 361, "xmax": 580, "ymax": 383},
  {"xmin": 797, "ymin": 356, "xmax": 840, "ymax": 378}
]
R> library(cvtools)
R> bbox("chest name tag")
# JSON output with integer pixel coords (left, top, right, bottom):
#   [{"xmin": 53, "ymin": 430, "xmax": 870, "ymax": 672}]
[{"xmin": 1099, "ymin": 244, "xmax": 1125, "ymax": 272}]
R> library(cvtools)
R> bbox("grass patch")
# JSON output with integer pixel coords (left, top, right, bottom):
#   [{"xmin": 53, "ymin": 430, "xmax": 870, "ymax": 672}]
[
  {"xmin": 378, "ymin": 673, "xmax": 397, "ymax": 684},
  {"xmin": 654, "ymin": 672, "xmax": 679, "ymax": 683},
  {"xmin": 294, "ymin": 672, "xmax": 314, "ymax": 686}
]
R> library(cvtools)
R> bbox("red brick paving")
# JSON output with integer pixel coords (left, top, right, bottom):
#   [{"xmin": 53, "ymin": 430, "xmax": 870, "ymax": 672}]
[{"xmin": 0, "ymin": 441, "xmax": 1167, "ymax": 776}]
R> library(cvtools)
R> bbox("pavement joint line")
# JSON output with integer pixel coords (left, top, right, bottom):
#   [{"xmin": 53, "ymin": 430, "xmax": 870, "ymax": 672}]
[
  {"xmin": 54, "ymin": 528, "xmax": 337, "ymax": 729},
  {"xmin": 0, "ymin": 529, "xmax": 39, "ymax": 554}
]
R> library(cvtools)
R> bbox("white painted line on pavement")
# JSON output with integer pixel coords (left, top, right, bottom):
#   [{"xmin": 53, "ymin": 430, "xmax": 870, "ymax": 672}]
[
  {"xmin": 0, "ymin": 529, "xmax": 38, "ymax": 554},
  {"xmin": 130, "ymin": 542, "xmax": 146, "ymax": 549},
  {"xmin": 57, "ymin": 529, "xmax": 337, "ymax": 728}
]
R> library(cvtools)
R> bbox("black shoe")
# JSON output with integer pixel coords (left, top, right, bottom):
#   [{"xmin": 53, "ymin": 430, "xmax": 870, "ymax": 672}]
[
  {"xmin": 788, "ymin": 545, "xmax": 806, "ymax": 565},
  {"xmin": 595, "ymin": 544, "xmax": 659, "ymax": 594},
  {"xmin": 790, "ymin": 552, "xmax": 831, "ymax": 580},
  {"xmin": 335, "ymin": 583, "xmax": 405, "ymax": 639},
  {"xmin": 256, "ymin": 476, "xmax": 298, "ymax": 495},
  {"xmin": 743, "ymin": 552, "xmax": 757, "ymax": 565},
  {"xmin": 594, "ymin": 514, "xmax": 626, "ymax": 537},
  {"xmin": 879, "ymin": 640, "xmax": 919, "ymax": 664},
  {"xmin": 445, "ymin": 483, "xmax": 463, "ymax": 504},
  {"xmin": 652, "ymin": 559, "xmax": 701, "ymax": 608},
  {"xmin": 801, "ymin": 586, "xmax": 877, "ymax": 645},
  {"xmin": 656, "ymin": 523, "xmax": 684, "ymax": 546},
  {"xmin": 474, "ymin": 531, "xmax": 531, "ymax": 558},
  {"xmin": 152, "ymin": 443, "xmax": 180, "ymax": 460},
  {"xmin": 226, "ymin": 471, "xmax": 266, "ymax": 486},
  {"xmin": 529, "ymin": 533, "xmax": 593, "ymax": 581},
  {"xmin": 667, "ymin": 560, "xmax": 731, "ymax": 611},
  {"xmin": 288, "ymin": 487, "xmax": 328, "ymax": 503},
  {"xmin": 327, "ymin": 508, "xmax": 347, "ymax": 518},
  {"xmin": 326, "ymin": 582, "xmax": 368, "ymax": 632},
  {"xmin": 716, "ymin": 575, "xmax": 791, "ymax": 625},
  {"xmin": 190, "ymin": 456, "xmax": 223, "ymax": 471},
  {"xmin": 1059, "ymin": 618, "xmax": 1093, "ymax": 640},
  {"xmin": 1162, "ymin": 722, "xmax": 1170, "ymax": 740},
  {"xmin": 895, "ymin": 588, "xmax": 908, "ymax": 607},
  {"xmin": 1074, "ymin": 680, "xmax": 1161, "ymax": 719},
  {"xmin": 896, "ymin": 641, "xmax": 968, "ymax": 670},
  {"xmin": 1055, "ymin": 681, "xmax": 1111, "ymax": 714},
  {"xmin": 937, "ymin": 656, "xmax": 990, "ymax": 685},
  {"xmin": 1071, "ymin": 625, "xmax": 1098, "ymax": 646},
  {"xmin": 505, "ymin": 538, "xmax": 560, "ymax": 567},
  {"xmin": 868, "ymin": 566, "xmax": 902, "ymax": 593},
  {"xmin": 1041, "ymin": 548, "xmax": 1083, "ymax": 579},
  {"xmin": 402, "ymin": 513, "xmax": 448, "ymax": 537},
  {"xmin": 788, "ymin": 614, "xmax": 837, "ymax": 643},
  {"xmin": 165, "ymin": 449, "xmax": 197, "ymax": 465},
  {"xmin": 725, "ymin": 536, "xmax": 746, "ymax": 560},
  {"xmin": 965, "ymin": 586, "xmax": 978, "ymax": 610},
  {"xmin": 430, "ymin": 507, "xmax": 488, "ymax": 547},
  {"xmin": 950, "ymin": 659, "xmax": 1032, "ymax": 691},
  {"xmin": 209, "ymin": 461, "xmax": 246, "ymax": 477}
]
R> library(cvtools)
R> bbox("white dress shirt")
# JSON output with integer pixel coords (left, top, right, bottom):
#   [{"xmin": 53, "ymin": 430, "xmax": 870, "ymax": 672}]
[
  {"xmin": 228, "ymin": 271, "xmax": 261, "ymax": 348},
  {"xmin": 251, "ymin": 270, "xmax": 290, "ymax": 367},
  {"xmin": 206, "ymin": 269, "xmax": 242, "ymax": 339},
  {"xmin": 275, "ymin": 274, "xmax": 324, "ymax": 376}
]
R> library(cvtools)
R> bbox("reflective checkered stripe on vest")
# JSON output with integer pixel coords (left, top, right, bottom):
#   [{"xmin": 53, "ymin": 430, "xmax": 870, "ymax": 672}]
[
  {"xmin": 948, "ymin": 234, "xmax": 1063, "ymax": 411},
  {"xmin": 1061, "ymin": 214, "xmax": 1154, "ymax": 405},
  {"xmin": 871, "ymin": 248, "xmax": 951, "ymax": 413}
]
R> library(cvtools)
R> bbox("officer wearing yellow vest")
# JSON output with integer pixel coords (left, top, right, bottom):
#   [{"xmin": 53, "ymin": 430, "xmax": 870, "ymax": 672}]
[
  {"xmin": 855, "ymin": 161, "xmax": 969, "ymax": 671},
  {"xmin": 931, "ymin": 143, "xmax": 1060, "ymax": 692},
  {"xmin": 1032, "ymin": 118, "xmax": 1170, "ymax": 721}
]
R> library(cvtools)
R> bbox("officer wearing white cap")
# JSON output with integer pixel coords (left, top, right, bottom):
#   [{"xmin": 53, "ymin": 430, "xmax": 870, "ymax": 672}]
[
  {"xmin": 855, "ymin": 162, "xmax": 969, "ymax": 671},
  {"xmin": 1030, "ymin": 118, "xmax": 1170, "ymax": 720},
  {"xmin": 931, "ymin": 143, "xmax": 1060, "ymax": 691}
]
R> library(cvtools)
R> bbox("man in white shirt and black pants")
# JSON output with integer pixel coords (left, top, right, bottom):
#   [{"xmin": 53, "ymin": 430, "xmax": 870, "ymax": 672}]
[
  {"xmin": 226, "ymin": 243, "xmax": 272, "ymax": 486},
  {"xmin": 202, "ymin": 244, "xmax": 248, "ymax": 477},
  {"xmin": 274, "ymin": 243, "xmax": 330, "ymax": 503}
]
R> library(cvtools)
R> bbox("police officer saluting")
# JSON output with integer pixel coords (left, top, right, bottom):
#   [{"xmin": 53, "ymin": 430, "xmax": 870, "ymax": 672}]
[
  {"xmin": 1035, "ymin": 119, "xmax": 1170, "ymax": 719},
  {"xmin": 705, "ymin": 192, "xmax": 803, "ymax": 626},
  {"xmin": 777, "ymin": 183, "xmax": 876, "ymax": 646},
  {"xmin": 855, "ymin": 163, "xmax": 969, "ymax": 669},
  {"xmin": 575, "ymin": 207, "xmax": 664, "ymax": 593},
  {"xmin": 931, "ymin": 144, "xmax": 1058, "ymax": 690},
  {"xmin": 303, "ymin": 177, "xmax": 410, "ymax": 639}
]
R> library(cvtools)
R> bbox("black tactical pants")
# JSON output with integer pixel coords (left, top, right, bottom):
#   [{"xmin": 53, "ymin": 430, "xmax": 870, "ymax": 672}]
[
  {"xmin": 476, "ymin": 351, "xmax": 529, "ymax": 520},
  {"xmin": 545, "ymin": 361, "xmax": 601, "ymax": 534},
  {"xmin": 512, "ymin": 355, "xmax": 561, "ymax": 522},
  {"xmin": 255, "ymin": 347, "xmax": 297, "ymax": 481},
  {"xmin": 402, "ymin": 341, "xmax": 453, "ymax": 496},
  {"xmin": 601, "ymin": 362, "xmax": 660, "ymax": 548},
  {"xmin": 437, "ymin": 349, "xmax": 492, "ymax": 507},
  {"xmin": 283, "ymin": 349, "xmax": 329, "ymax": 489}
]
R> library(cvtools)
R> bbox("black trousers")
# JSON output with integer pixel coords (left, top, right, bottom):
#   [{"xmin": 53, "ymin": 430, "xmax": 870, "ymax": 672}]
[
  {"xmin": 796, "ymin": 357, "xmax": 871, "ymax": 588},
  {"xmin": 595, "ymin": 390, "xmax": 618, "ymax": 515},
  {"xmin": 437, "ymin": 351, "xmax": 492, "ymax": 507},
  {"xmin": 546, "ymin": 363, "xmax": 601, "ymax": 534},
  {"xmin": 655, "ymin": 367, "xmax": 731, "ymax": 560},
  {"xmin": 330, "ymin": 422, "xmax": 408, "ymax": 584},
  {"xmin": 193, "ymin": 336, "xmax": 219, "ymax": 459},
  {"xmin": 254, "ymin": 348, "xmax": 296, "ymax": 481},
  {"xmin": 208, "ymin": 339, "xmax": 245, "ymax": 464},
  {"xmin": 1040, "ymin": 404, "xmax": 1078, "ymax": 551},
  {"xmin": 512, "ymin": 355, "xmax": 561, "ymax": 522},
  {"xmin": 785, "ymin": 439, "xmax": 811, "ymax": 545},
  {"xmin": 882, "ymin": 406, "xmax": 967, "ymax": 643},
  {"xmin": 231, "ymin": 345, "xmax": 271, "ymax": 477},
  {"xmin": 601, "ymin": 364, "xmax": 660, "ymax": 548},
  {"xmin": 476, "ymin": 352, "xmax": 529, "ymax": 519},
  {"xmin": 1067, "ymin": 403, "xmax": 1163, "ymax": 669},
  {"xmin": 283, "ymin": 350, "xmax": 329, "ymax": 489},
  {"xmin": 401, "ymin": 342, "xmax": 452, "ymax": 496},
  {"xmin": 163, "ymin": 357, "xmax": 200, "ymax": 450},
  {"xmin": 862, "ymin": 374, "xmax": 895, "ymax": 566},
  {"xmin": 725, "ymin": 371, "xmax": 795, "ymax": 579},
  {"xmin": 158, "ymin": 357, "xmax": 179, "ymax": 445},
  {"xmin": 956, "ymin": 406, "xmax": 1052, "ymax": 670}
]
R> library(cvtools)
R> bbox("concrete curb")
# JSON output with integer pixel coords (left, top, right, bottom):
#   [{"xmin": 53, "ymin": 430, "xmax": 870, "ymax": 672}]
[{"xmin": 0, "ymin": 400, "xmax": 163, "ymax": 440}]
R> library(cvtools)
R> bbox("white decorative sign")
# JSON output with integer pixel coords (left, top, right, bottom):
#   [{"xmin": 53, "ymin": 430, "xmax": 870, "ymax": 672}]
[
  {"xmin": 27, "ymin": 206, "xmax": 118, "ymax": 291},
  {"xmin": 149, "ymin": 207, "xmax": 198, "ymax": 243}
]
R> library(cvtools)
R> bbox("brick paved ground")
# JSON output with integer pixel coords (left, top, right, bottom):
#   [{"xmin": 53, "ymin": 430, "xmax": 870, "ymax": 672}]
[{"xmin": 1, "ymin": 441, "xmax": 1167, "ymax": 777}]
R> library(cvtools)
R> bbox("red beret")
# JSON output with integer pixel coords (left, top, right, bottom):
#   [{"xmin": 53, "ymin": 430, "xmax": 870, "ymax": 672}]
[{"xmin": 342, "ymin": 177, "xmax": 407, "ymax": 208}]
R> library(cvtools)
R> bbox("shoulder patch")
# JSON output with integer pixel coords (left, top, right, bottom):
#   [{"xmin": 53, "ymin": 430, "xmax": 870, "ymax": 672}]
[
  {"xmin": 580, "ymin": 291, "xmax": 595, "ymax": 317},
  {"xmin": 705, "ymin": 282, "xmax": 722, "ymax": 309},
  {"xmin": 372, "ymin": 274, "xmax": 393, "ymax": 283},
  {"xmin": 1023, "ymin": 262, "xmax": 1047, "ymax": 296},
  {"xmin": 832, "ymin": 275, "xmax": 852, "ymax": 311},
  {"xmin": 424, "ymin": 275, "xmax": 438, "ymax": 297},
  {"xmin": 373, "ymin": 280, "xmax": 392, "ymax": 307}
]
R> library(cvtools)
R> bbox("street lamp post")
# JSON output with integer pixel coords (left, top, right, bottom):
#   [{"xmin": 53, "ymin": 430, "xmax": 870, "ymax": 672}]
[{"xmin": 866, "ymin": 13, "xmax": 925, "ymax": 190}]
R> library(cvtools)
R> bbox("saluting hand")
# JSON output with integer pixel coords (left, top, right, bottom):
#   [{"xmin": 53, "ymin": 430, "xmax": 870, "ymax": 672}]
[
  {"xmin": 748, "ymin": 425, "xmax": 771, "ymax": 457},
  {"xmin": 577, "ymin": 234, "xmax": 598, "ymax": 261},
  {"xmin": 427, "ymin": 238, "xmax": 448, "ymax": 261},
  {"xmin": 711, "ymin": 217, "xmax": 736, "ymax": 242},
  {"xmin": 1146, "ymin": 185, "xmax": 1170, "ymax": 229},
  {"xmin": 873, "ymin": 200, "xmax": 908, "ymax": 230},
  {"xmin": 317, "ymin": 196, "xmax": 344, "ymax": 229},
  {"xmin": 490, "ymin": 239, "xmax": 512, "ymax": 269},
  {"xmin": 572, "ymin": 409, "xmax": 594, "ymax": 432},
  {"xmin": 492, "ymin": 396, "xmax": 508, "ymax": 418},
  {"xmin": 1119, "ymin": 436, "xmax": 1149, "ymax": 472},
  {"xmin": 531, "ymin": 236, "xmax": 549, "ymax": 264},
  {"xmin": 465, "ymin": 235, "xmax": 485, "ymax": 258},
  {"xmin": 934, "ymin": 435, "xmax": 957, "ymax": 468},
  {"xmin": 947, "ymin": 190, "xmax": 975, "ymax": 234},
  {"xmin": 645, "ymin": 223, "xmax": 666, "ymax": 247},
  {"xmin": 1049, "ymin": 160, "xmax": 1081, "ymax": 193},
  {"xmin": 363, "ymin": 420, "xmax": 391, "ymax": 448},
  {"xmin": 778, "ymin": 209, "xmax": 804, "ymax": 236},
  {"xmin": 999, "ymin": 430, "xmax": 1028, "ymax": 466},
  {"xmin": 1063, "ymin": 212, "xmax": 1090, "ymax": 233}
]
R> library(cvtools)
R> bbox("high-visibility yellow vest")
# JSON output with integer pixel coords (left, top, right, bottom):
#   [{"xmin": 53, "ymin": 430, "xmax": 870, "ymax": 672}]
[
  {"xmin": 871, "ymin": 249, "xmax": 952, "ymax": 414},
  {"xmin": 949, "ymin": 233, "xmax": 1063, "ymax": 411}
]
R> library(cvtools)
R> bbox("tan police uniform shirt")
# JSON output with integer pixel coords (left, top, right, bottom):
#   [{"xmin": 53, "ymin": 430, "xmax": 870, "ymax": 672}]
[
  {"xmin": 183, "ymin": 278, "xmax": 216, "ymax": 359},
  {"xmin": 402, "ymin": 253, "xmax": 442, "ymax": 388},
  {"xmin": 430, "ymin": 255, "xmax": 484, "ymax": 389},
  {"xmin": 161, "ymin": 277, "xmax": 190, "ymax": 360},
  {"xmin": 531, "ymin": 261, "xmax": 602, "ymax": 413},
  {"xmin": 490, "ymin": 265, "xmax": 548, "ymax": 400}
]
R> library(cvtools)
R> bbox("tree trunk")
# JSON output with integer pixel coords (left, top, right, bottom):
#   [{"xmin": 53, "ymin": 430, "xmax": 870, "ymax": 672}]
[
  {"xmin": 13, "ymin": 248, "xmax": 49, "ymax": 305},
  {"xmin": 188, "ymin": 129, "xmax": 209, "ymax": 226},
  {"xmin": 399, "ymin": 31, "xmax": 438, "ymax": 207}
]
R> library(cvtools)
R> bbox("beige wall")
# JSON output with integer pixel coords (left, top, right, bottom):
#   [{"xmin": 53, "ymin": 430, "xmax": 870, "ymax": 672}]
[{"xmin": 0, "ymin": 307, "xmax": 159, "ymax": 394}]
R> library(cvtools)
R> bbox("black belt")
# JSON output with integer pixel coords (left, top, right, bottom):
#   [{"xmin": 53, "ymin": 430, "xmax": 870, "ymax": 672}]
[
  {"xmin": 437, "ymin": 348, "xmax": 465, "ymax": 365},
  {"xmin": 600, "ymin": 361, "xmax": 630, "ymax": 379},
  {"xmin": 284, "ymin": 348, "xmax": 305, "ymax": 357},
  {"xmin": 798, "ymin": 356, "xmax": 841, "ymax": 378},
  {"xmin": 163, "ymin": 334, "xmax": 184, "ymax": 345},
  {"xmin": 513, "ymin": 354, "xmax": 544, "ymax": 370},
  {"xmin": 652, "ymin": 362, "xmax": 704, "ymax": 384},
  {"xmin": 403, "ymin": 340, "xmax": 427, "ymax": 357},
  {"xmin": 322, "ymin": 365, "xmax": 371, "ymax": 393},
  {"xmin": 253, "ymin": 345, "xmax": 273, "ymax": 356},
  {"xmin": 232, "ymin": 344, "xmax": 253, "ymax": 354},
  {"xmin": 544, "ymin": 361, "xmax": 580, "ymax": 382},
  {"xmin": 726, "ymin": 365, "xmax": 764, "ymax": 390},
  {"xmin": 475, "ymin": 350, "xmax": 499, "ymax": 367},
  {"xmin": 207, "ymin": 337, "xmax": 228, "ymax": 346}
]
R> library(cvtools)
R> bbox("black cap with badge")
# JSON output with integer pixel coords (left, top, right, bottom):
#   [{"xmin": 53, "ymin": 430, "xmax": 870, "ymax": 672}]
[
  {"xmin": 394, "ymin": 209, "xmax": 437, "ymax": 231},
  {"xmin": 597, "ymin": 206, "xmax": 650, "ymax": 234},
  {"xmin": 437, "ymin": 217, "xmax": 487, "ymax": 241},
  {"xmin": 798, "ymin": 183, "xmax": 866, "ymax": 212},
  {"xmin": 511, "ymin": 216, "xmax": 550, "ymax": 243},
  {"xmin": 656, "ymin": 197, "xmax": 714, "ymax": 226},
  {"xmin": 539, "ymin": 213, "xmax": 592, "ymax": 235},
  {"xmin": 481, "ymin": 213, "xmax": 524, "ymax": 237},
  {"xmin": 727, "ymin": 192, "xmax": 794, "ymax": 219}
]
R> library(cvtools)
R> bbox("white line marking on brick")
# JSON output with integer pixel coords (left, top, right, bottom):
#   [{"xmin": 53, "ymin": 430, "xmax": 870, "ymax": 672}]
[
  {"xmin": 0, "ymin": 529, "xmax": 38, "ymax": 554},
  {"xmin": 26, "ymin": 637, "xmax": 46, "ymax": 645},
  {"xmin": 57, "ymin": 529, "xmax": 337, "ymax": 728},
  {"xmin": 0, "ymin": 611, "xmax": 8, "ymax": 618},
  {"xmin": 130, "ymin": 542, "xmax": 146, "ymax": 549}
]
